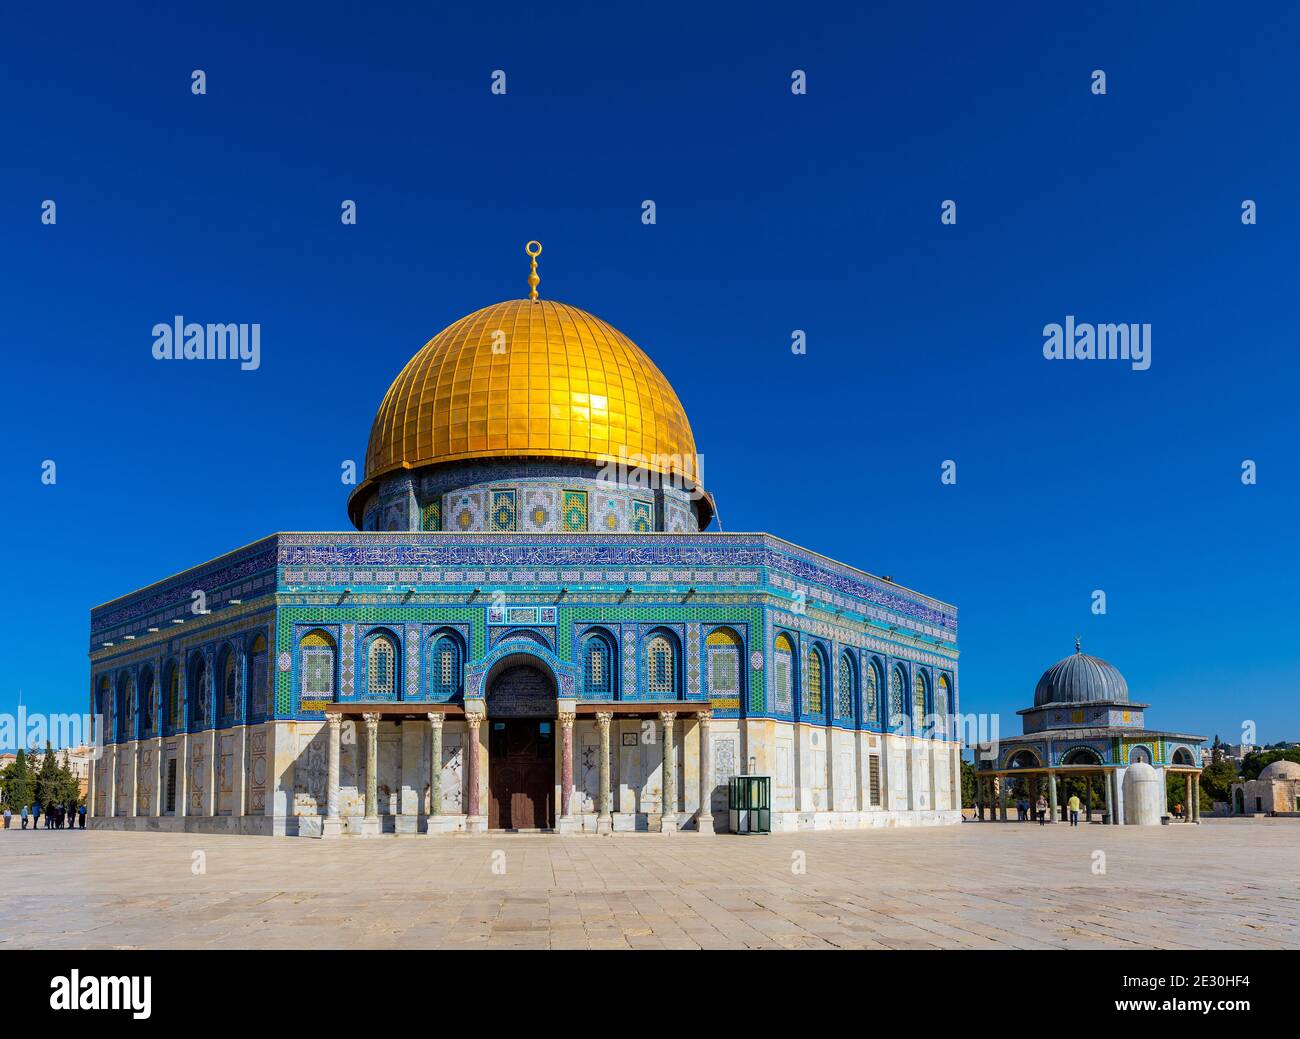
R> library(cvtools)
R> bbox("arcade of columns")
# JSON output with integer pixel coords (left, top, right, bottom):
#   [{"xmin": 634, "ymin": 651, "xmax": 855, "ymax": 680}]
[
  {"xmin": 322, "ymin": 703, "xmax": 717, "ymax": 835},
  {"xmin": 974, "ymin": 767, "xmax": 1201, "ymax": 824}
]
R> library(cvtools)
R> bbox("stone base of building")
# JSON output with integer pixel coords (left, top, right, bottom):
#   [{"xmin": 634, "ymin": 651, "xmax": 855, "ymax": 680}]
[{"xmin": 89, "ymin": 806, "xmax": 961, "ymax": 835}]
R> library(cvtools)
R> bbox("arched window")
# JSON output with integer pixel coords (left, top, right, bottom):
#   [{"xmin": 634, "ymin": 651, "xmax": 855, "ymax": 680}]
[
  {"xmin": 646, "ymin": 632, "xmax": 677, "ymax": 697},
  {"xmin": 773, "ymin": 633, "xmax": 795, "ymax": 714},
  {"xmin": 366, "ymin": 633, "xmax": 397, "ymax": 699},
  {"xmin": 582, "ymin": 631, "xmax": 615, "ymax": 697},
  {"xmin": 96, "ymin": 677, "xmax": 111, "ymax": 737},
  {"xmin": 806, "ymin": 646, "xmax": 825, "ymax": 714},
  {"xmin": 139, "ymin": 667, "xmax": 155, "ymax": 735},
  {"xmin": 248, "ymin": 634, "xmax": 269, "ymax": 719},
  {"xmin": 116, "ymin": 674, "xmax": 133, "ymax": 741},
  {"xmin": 913, "ymin": 669, "xmax": 929, "ymax": 733},
  {"xmin": 935, "ymin": 674, "xmax": 950, "ymax": 738},
  {"xmin": 836, "ymin": 652, "xmax": 855, "ymax": 721},
  {"xmin": 889, "ymin": 665, "xmax": 906, "ymax": 727},
  {"xmin": 705, "ymin": 627, "xmax": 743, "ymax": 706},
  {"xmin": 221, "ymin": 648, "xmax": 239, "ymax": 724},
  {"xmin": 189, "ymin": 655, "xmax": 209, "ymax": 726},
  {"xmin": 428, "ymin": 632, "xmax": 462, "ymax": 700},
  {"xmin": 300, "ymin": 630, "xmax": 336, "ymax": 702},
  {"xmin": 864, "ymin": 659, "xmax": 881, "ymax": 727},
  {"xmin": 163, "ymin": 665, "xmax": 180, "ymax": 733}
]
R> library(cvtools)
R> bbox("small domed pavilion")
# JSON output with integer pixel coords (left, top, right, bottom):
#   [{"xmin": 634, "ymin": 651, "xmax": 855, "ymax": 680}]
[{"xmin": 974, "ymin": 641, "xmax": 1205, "ymax": 825}]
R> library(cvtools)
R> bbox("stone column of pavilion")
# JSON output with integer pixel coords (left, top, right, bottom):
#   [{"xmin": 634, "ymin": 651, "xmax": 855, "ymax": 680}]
[
  {"xmin": 558, "ymin": 709, "xmax": 576, "ymax": 833},
  {"xmin": 323, "ymin": 714, "xmax": 342, "ymax": 837},
  {"xmin": 1103, "ymin": 767, "xmax": 1114, "ymax": 823},
  {"xmin": 464, "ymin": 704, "xmax": 485, "ymax": 833},
  {"xmin": 426, "ymin": 712, "xmax": 443, "ymax": 833},
  {"xmin": 696, "ymin": 709, "xmax": 715, "ymax": 834},
  {"xmin": 659, "ymin": 710, "xmax": 677, "ymax": 834},
  {"xmin": 362, "ymin": 712, "xmax": 380, "ymax": 836},
  {"xmin": 1192, "ymin": 774, "xmax": 1201, "ymax": 822},
  {"xmin": 595, "ymin": 711, "xmax": 613, "ymax": 834},
  {"xmin": 1047, "ymin": 769, "xmax": 1059, "ymax": 823}
]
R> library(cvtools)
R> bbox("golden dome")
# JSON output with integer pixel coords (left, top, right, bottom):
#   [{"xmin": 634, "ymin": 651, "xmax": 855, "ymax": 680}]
[{"xmin": 353, "ymin": 298, "xmax": 706, "ymax": 519}]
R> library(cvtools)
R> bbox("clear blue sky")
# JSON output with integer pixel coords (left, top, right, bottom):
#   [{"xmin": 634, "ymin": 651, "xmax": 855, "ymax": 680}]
[{"xmin": 2, "ymin": 2, "xmax": 1296, "ymax": 746}]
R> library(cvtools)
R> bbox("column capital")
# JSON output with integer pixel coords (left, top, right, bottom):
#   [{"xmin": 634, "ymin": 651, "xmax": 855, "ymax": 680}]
[
  {"xmin": 361, "ymin": 712, "xmax": 380, "ymax": 728},
  {"xmin": 696, "ymin": 708, "xmax": 713, "ymax": 724},
  {"xmin": 595, "ymin": 711, "xmax": 614, "ymax": 728},
  {"xmin": 465, "ymin": 709, "xmax": 485, "ymax": 727},
  {"xmin": 658, "ymin": 710, "xmax": 677, "ymax": 725},
  {"xmin": 426, "ymin": 712, "xmax": 444, "ymax": 729},
  {"xmin": 558, "ymin": 710, "xmax": 576, "ymax": 728},
  {"xmin": 326, "ymin": 713, "xmax": 343, "ymax": 731}
]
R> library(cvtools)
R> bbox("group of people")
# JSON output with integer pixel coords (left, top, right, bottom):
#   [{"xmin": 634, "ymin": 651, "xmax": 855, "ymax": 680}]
[
  {"xmin": 1012, "ymin": 793, "xmax": 1085, "ymax": 826},
  {"xmin": 1, "ymin": 802, "xmax": 85, "ymax": 830}
]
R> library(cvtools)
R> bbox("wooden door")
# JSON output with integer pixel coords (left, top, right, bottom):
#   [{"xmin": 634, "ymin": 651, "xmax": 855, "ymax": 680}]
[{"xmin": 488, "ymin": 720, "xmax": 555, "ymax": 829}]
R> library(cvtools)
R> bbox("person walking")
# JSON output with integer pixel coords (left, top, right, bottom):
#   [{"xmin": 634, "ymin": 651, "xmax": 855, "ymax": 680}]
[
  {"xmin": 3, "ymin": 807, "xmax": 10, "ymax": 830},
  {"xmin": 32, "ymin": 802, "xmax": 40, "ymax": 829},
  {"xmin": 20, "ymin": 804, "xmax": 28, "ymax": 829},
  {"xmin": 78, "ymin": 803, "xmax": 86, "ymax": 829},
  {"xmin": 1067, "ymin": 792, "xmax": 1082, "ymax": 826},
  {"xmin": 1035, "ymin": 794, "xmax": 1048, "ymax": 825},
  {"xmin": 67, "ymin": 803, "xmax": 77, "ymax": 832}
]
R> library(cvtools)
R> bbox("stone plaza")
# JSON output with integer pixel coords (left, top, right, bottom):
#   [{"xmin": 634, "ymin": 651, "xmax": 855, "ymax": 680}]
[{"xmin": 2, "ymin": 820, "xmax": 1295, "ymax": 950}]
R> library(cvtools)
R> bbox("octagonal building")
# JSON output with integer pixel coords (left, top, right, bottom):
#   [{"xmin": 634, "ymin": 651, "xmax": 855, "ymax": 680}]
[{"xmin": 87, "ymin": 250, "xmax": 961, "ymax": 836}]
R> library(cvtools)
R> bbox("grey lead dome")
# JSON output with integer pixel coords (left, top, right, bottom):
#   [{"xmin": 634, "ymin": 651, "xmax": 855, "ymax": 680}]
[{"xmin": 1033, "ymin": 648, "xmax": 1130, "ymax": 706}]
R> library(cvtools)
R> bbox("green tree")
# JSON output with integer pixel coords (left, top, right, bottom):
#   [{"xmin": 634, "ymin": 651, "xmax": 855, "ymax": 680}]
[
  {"xmin": 2, "ymin": 748, "xmax": 37, "ymax": 810},
  {"xmin": 1240, "ymin": 747, "xmax": 1300, "ymax": 781},
  {"xmin": 960, "ymin": 758, "xmax": 977, "ymax": 808},
  {"xmin": 1199, "ymin": 758, "xmax": 1238, "ymax": 804},
  {"xmin": 58, "ymin": 750, "xmax": 80, "ymax": 807},
  {"xmin": 34, "ymin": 741, "xmax": 62, "ymax": 807}
]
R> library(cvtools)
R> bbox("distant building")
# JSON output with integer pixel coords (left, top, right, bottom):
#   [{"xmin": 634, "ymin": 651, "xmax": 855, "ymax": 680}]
[
  {"xmin": 1231, "ymin": 760, "xmax": 1300, "ymax": 815},
  {"xmin": 1222, "ymin": 744, "xmax": 1255, "ymax": 762}
]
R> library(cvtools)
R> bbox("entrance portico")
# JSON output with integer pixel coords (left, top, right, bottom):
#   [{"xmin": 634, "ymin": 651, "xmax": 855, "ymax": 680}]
[{"xmin": 317, "ymin": 695, "xmax": 719, "ymax": 836}]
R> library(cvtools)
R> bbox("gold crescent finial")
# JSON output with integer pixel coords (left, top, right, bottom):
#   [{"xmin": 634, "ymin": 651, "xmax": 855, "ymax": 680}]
[{"xmin": 525, "ymin": 240, "xmax": 542, "ymax": 301}]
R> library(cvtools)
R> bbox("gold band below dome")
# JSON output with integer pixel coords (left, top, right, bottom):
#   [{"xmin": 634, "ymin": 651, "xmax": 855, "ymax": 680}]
[{"xmin": 352, "ymin": 298, "xmax": 706, "ymax": 523}]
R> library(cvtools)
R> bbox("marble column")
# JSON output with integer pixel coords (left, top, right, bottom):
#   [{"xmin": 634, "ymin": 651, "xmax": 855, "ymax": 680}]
[
  {"xmin": 87, "ymin": 749, "xmax": 97, "ymax": 820},
  {"xmin": 128, "ymin": 741, "xmax": 139, "ymax": 818},
  {"xmin": 558, "ymin": 710, "xmax": 575, "ymax": 828},
  {"xmin": 206, "ymin": 729, "xmax": 218, "ymax": 817},
  {"xmin": 323, "ymin": 715, "xmax": 342, "ymax": 837},
  {"xmin": 998, "ymin": 775, "xmax": 1008, "ymax": 821},
  {"xmin": 1184, "ymin": 773, "xmax": 1192, "ymax": 821},
  {"xmin": 696, "ymin": 709, "xmax": 715, "ymax": 834},
  {"xmin": 659, "ymin": 711, "xmax": 677, "ymax": 834},
  {"xmin": 106, "ymin": 745, "xmax": 117, "ymax": 818},
  {"xmin": 465, "ymin": 709, "xmax": 484, "ymax": 829},
  {"xmin": 153, "ymin": 736, "xmax": 164, "ymax": 817},
  {"xmin": 1103, "ymin": 767, "xmax": 1114, "ymax": 824},
  {"xmin": 362, "ymin": 712, "xmax": 380, "ymax": 835},
  {"xmin": 1192, "ymin": 774, "xmax": 1201, "ymax": 822},
  {"xmin": 595, "ymin": 711, "xmax": 613, "ymax": 834},
  {"xmin": 427, "ymin": 712, "xmax": 444, "ymax": 832},
  {"xmin": 176, "ymin": 734, "xmax": 188, "ymax": 818},
  {"xmin": 1047, "ymin": 770, "xmax": 1058, "ymax": 823}
]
